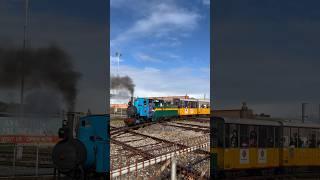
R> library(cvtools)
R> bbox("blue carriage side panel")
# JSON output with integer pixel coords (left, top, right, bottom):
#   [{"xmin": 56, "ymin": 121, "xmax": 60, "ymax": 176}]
[{"xmin": 77, "ymin": 114, "xmax": 109, "ymax": 173}]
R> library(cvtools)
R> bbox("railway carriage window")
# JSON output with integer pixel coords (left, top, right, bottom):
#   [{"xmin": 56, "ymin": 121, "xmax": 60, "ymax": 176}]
[
  {"xmin": 174, "ymin": 99, "xmax": 179, "ymax": 107},
  {"xmin": 274, "ymin": 127, "xmax": 279, "ymax": 147},
  {"xmin": 212, "ymin": 118, "xmax": 224, "ymax": 148},
  {"xmin": 225, "ymin": 124, "xmax": 230, "ymax": 147},
  {"xmin": 258, "ymin": 126, "xmax": 267, "ymax": 148},
  {"xmin": 249, "ymin": 126, "xmax": 257, "ymax": 147},
  {"xmin": 282, "ymin": 127, "xmax": 290, "ymax": 147},
  {"xmin": 240, "ymin": 125, "xmax": 249, "ymax": 148},
  {"xmin": 290, "ymin": 128, "xmax": 298, "ymax": 148},
  {"xmin": 317, "ymin": 129, "xmax": 320, "ymax": 148},
  {"xmin": 217, "ymin": 120, "xmax": 224, "ymax": 147},
  {"xmin": 298, "ymin": 128, "xmax": 308, "ymax": 148},
  {"xmin": 308, "ymin": 129, "xmax": 317, "ymax": 148},
  {"xmin": 266, "ymin": 126, "xmax": 274, "ymax": 148},
  {"xmin": 229, "ymin": 124, "xmax": 238, "ymax": 148}
]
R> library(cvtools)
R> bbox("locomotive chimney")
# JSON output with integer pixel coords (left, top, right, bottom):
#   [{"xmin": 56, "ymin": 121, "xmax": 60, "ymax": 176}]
[
  {"xmin": 67, "ymin": 112, "xmax": 75, "ymax": 139},
  {"xmin": 131, "ymin": 93, "xmax": 134, "ymax": 104}
]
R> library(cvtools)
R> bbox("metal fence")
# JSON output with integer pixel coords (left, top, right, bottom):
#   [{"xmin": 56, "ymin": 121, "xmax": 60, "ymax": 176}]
[{"xmin": 0, "ymin": 143, "xmax": 54, "ymax": 177}]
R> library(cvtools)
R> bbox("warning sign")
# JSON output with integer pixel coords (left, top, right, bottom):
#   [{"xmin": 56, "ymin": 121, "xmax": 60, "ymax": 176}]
[
  {"xmin": 240, "ymin": 148, "xmax": 249, "ymax": 164},
  {"xmin": 258, "ymin": 149, "xmax": 267, "ymax": 163}
]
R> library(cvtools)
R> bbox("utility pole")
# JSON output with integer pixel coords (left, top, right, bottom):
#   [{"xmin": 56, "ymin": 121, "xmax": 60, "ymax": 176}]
[
  {"xmin": 115, "ymin": 52, "xmax": 121, "ymax": 76},
  {"xmin": 20, "ymin": 0, "xmax": 29, "ymax": 117}
]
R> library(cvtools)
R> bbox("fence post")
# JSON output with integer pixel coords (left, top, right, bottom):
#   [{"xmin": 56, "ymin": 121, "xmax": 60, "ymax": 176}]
[
  {"xmin": 12, "ymin": 144, "xmax": 16, "ymax": 177},
  {"xmin": 35, "ymin": 144, "xmax": 39, "ymax": 176},
  {"xmin": 119, "ymin": 155, "xmax": 122, "ymax": 179},
  {"xmin": 171, "ymin": 155, "xmax": 176, "ymax": 180},
  {"xmin": 135, "ymin": 159, "xmax": 137, "ymax": 178}
]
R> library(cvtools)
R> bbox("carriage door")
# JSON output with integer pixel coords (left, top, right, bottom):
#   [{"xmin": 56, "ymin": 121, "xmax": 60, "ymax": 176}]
[
  {"xmin": 211, "ymin": 117, "xmax": 225, "ymax": 171},
  {"xmin": 280, "ymin": 127, "xmax": 289, "ymax": 166}
]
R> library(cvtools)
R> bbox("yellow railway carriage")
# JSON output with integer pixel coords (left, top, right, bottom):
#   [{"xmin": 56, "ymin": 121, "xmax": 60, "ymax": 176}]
[
  {"xmin": 177, "ymin": 98, "xmax": 210, "ymax": 116},
  {"xmin": 211, "ymin": 117, "xmax": 320, "ymax": 178},
  {"xmin": 280, "ymin": 121, "xmax": 320, "ymax": 167}
]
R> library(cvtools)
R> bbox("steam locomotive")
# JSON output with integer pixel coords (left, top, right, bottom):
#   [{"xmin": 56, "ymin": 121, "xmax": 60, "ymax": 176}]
[
  {"xmin": 52, "ymin": 113, "xmax": 109, "ymax": 180},
  {"xmin": 124, "ymin": 97, "xmax": 210, "ymax": 126}
]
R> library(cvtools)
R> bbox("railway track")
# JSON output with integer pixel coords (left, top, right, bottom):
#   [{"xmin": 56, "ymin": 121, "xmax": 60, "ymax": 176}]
[
  {"xmin": 110, "ymin": 117, "xmax": 210, "ymax": 135},
  {"xmin": 163, "ymin": 122, "xmax": 209, "ymax": 133},
  {"xmin": 110, "ymin": 122, "xmax": 157, "ymax": 136},
  {"xmin": 186, "ymin": 117, "xmax": 210, "ymax": 123},
  {"xmin": 110, "ymin": 119, "xmax": 210, "ymax": 179}
]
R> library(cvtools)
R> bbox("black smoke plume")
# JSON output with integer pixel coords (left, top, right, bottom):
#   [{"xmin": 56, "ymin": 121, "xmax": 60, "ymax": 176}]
[
  {"xmin": 24, "ymin": 89, "xmax": 62, "ymax": 115},
  {"xmin": 111, "ymin": 75, "xmax": 135, "ymax": 96},
  {"xmin": 0, "ymin": 45, "xmax": 81, "ymax": 111}
]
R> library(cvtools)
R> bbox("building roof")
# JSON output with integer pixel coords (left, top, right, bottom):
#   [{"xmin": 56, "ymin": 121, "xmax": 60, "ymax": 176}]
[{"xmin": 111, "ymin": 104, "xmax": 128, "ymax": 108}]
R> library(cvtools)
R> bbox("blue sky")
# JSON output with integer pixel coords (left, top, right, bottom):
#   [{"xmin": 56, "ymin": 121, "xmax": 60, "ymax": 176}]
[{"xmin": 110, "ymin": 0, "xmax": 210, "ymax": 98}]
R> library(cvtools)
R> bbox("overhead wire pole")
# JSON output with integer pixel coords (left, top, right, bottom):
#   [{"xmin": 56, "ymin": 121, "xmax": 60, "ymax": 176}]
[
  {"xmin": 115, "ymin": 52, "xmax": 121, "ymax": 76},
  {"xmin": 20, "ymin": 0, "xmax": 29, "ymax": 117}
]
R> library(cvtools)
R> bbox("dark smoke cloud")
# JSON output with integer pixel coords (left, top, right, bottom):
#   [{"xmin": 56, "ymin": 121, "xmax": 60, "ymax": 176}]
[
  {"xmin": 111, "ymin": 75, "xmax": 135, "ymax": 96},
  {"xmin": 24, "ymin": 89, "xmax": 62, "ymax": 115},
  {"xmin": 0, "ymin": 45, "xmax": 81, "ymax": 111}
]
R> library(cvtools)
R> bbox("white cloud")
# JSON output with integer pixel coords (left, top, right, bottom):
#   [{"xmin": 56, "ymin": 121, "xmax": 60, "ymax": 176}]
[
  {"xmin": 111, "ymin": 65, "xmax": 210, "ymax": 99},
  {"xmin": 135, "ymin": 52, "xmax": 161, "ymax": 63},
  {"xmin": 150, "ymin": 37, "xmax": 182, "ymax": 48},
  {"xmin": 111, "ymin": 3, "xmax": 201, "ymax": 46},
  {"xmin": 166, "ymin": 53, "xmax": 181, "ymax": 60}
]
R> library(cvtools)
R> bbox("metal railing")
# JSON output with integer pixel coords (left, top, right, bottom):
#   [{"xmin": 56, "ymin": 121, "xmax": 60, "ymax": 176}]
[{"xmin": 0, "ymin": 143, "xmax": 54, "ymax": 177}]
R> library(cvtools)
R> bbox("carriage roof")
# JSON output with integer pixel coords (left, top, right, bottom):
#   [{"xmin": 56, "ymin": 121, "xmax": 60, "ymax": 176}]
[
  {"xmin": 179, "ymin": 98, "xmax": 210, "ymax": 103},
  {"xmin": 221, "ymin": 117, "xmax": 320, "ymax": 128},
  {"xmin": 223, "ymin": 117, "xmax": 282, "ymax": 126},
  {"xmin": 281, "ymin": 121, "xmax": 320, "ymax": 128}
]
